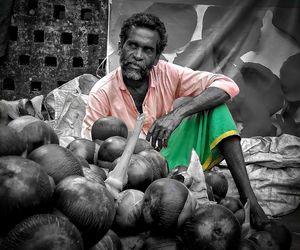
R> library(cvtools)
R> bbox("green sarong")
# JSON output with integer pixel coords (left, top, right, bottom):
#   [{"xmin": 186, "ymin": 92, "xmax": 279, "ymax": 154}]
[{"xmin": 160, "ymin": 104, "xmax": 239, "ymax": 171}]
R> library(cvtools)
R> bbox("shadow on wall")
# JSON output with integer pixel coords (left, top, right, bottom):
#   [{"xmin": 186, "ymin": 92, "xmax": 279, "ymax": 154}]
[
  {"xmin": 279, "ymin": 53, "xmax": 300, "ymax": 137},
  {"xmin": 174, "ymin": 5, "xmax": 300, "ymax": 138}
]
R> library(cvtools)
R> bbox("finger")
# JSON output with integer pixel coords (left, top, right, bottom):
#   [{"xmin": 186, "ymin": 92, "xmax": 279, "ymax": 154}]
[
  {"xmin": 146, "ymin": 129, "xmax": 152, "ymax": 142},
  {"xmin": 150, "ymin": 127, "xmax": 160, "ymax": 148},
  {"xmin": 157, "ymin": 130, "xmax": 165, "ymax": 151},
  {"xmin": 146, "ymin": 122, "xmax": 156, "ymax": 142},
  {"xmin": 163, "ymin": 129, "xmax": 172, "ymax": 148}
]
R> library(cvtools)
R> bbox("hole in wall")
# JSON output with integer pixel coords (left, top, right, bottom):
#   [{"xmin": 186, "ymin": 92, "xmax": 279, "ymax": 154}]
[
  {"xmin": 61, "ymin": 32, "xmax": 72, "ymax": 44},
  {"xmin": 81, "ymin": 9, "xmax": 92, "ymax": 20},
  {"xmin": 30, "ymin": 81, "xmax": 42, "ymax": 92},
  {"xmin": 57, "ymin": 81, "xmax": 67, "ymax": 87},
  {"xmin": 19, "ymin": 55, "xmax": 30, "ymax": 65},
  {"xmin": 9, "ymin": 26, "xmax": 18, "ymax": 41},
  {"xmin": 87, "ymin": 34, "xmax": 99, "ymax": 45},
  {"xmin": 27, "ymin": 0, "xmax": 38, "ymax": 16},
  {"xmin": 3, "ymin": 78, "xmax": 15, "ymax": 90},
  {"xmin": 34, "ymin": 30, "xmax": 44, "ymax": 42},
  {"xmin": 73, "ymin": 57, "xmax": 83, "ymax": 67},
  {"xmin": 53, "ymin": 5, "xmax": 65, "ymax": 19},
  {"xmin": 45, "ymin": 56, "xmax": 57, "ymax": 67}
]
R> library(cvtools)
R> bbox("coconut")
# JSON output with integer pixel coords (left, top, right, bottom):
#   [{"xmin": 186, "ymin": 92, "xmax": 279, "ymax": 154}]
[
  {"xmin": 53, "ymin": 175, "xmax": 116, "ymax": 249},
  {"xmin": 98, "ymin": 136, "xmax": 127, "ymax": 162},
  {"xmin": 143, "ymin": 235, "xmax": 185, "ymax": 250},
  {"xmin": 249, "ymin": 230, "xmax": 280, "ymax": 250},
  {"xmin": 114, "ymin": 154, "xmax": 153, "ymax": 192},
  {"xmin": 139, "ymin": 149, "xmax": 169, "ymax": 180},
  {"xmin": 262, "ymin": 219, "xmax": 292, "ymax": 250},
  {"xmin": 219, "ymin": 196, "xmax": 245, "ymax": 225},
  {"xmin": 0, "ymin": 214, "xmax": 84, "ymax": 250},
  {"xmin": 112, "ymin": 189, "xmax": 145, "ymax": 235},
  {"xmin": 28, "ymin": 144, "xmax": 83, "ymax": 184},
  {"xmin": 67, "ymin": 138, "xmax": 98, "ymax": 164},
  {"xmin": 0, "ymin": 125, "xmax": 27, "ymax": 156},
  {"xmin": 204, "ymin": 171, "xmax": 228, "ymax": 202},
  {"xmin": 167, "ymin": 165, "xmax": 193, "ymax": 188},
  {"xmin": 0, "ymin": 156, "xmax": 53, "ymax": 235},
  {"xmin": 8, "ymin": 115, "xmax": 40, "ymax": 132},
  {"xmin": 133, "ymin": 138, "xmax": 153, "ymax": 154},
  {"xmin": 90, "ymin": 230, "xmax": 122, "ymax": 250},
  {"xmin": 18, "ymin": 120, "xmax": 59, "ymax": 153},
  {"xmin": 83, "ymin": 167, "xmax": 106, "ymax": 186},
  {"xmin": 142, "ymin": 178, "xmax": 196, "ymax": 235},
  {"xmin": 180, "ymin": 204, "xmax": 241, "ymax": 250},
  {"xmin": 91, "ymin": 116, "xmax": 128, "ymax": 141}
]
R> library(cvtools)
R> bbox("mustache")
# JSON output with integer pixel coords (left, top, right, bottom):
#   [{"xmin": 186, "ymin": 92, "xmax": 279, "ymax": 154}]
[{"xmin": 124, "ymin": 60, "xmax": 147, "ymax": 70}]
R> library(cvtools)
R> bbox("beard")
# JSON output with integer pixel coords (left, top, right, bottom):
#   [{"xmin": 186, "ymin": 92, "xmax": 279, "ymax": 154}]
[
  {"xmin": 122, "ymin": 66, "xmax": 146, "ymax": 80},
  {"xmin": 119, "ymin": 52, "xmax": 153, "ymax": 81}
]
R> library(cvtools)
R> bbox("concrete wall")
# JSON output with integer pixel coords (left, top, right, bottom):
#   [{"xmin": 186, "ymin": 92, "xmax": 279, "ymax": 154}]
[{"xmin": 0, "ymin": 0, "xmax": 108, "ymax": 100}]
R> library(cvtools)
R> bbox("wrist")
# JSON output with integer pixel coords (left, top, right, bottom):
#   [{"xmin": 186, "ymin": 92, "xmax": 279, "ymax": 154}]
[{"xmin": 171, "ymin": 105, "xmax": 188, "ymax": 121}]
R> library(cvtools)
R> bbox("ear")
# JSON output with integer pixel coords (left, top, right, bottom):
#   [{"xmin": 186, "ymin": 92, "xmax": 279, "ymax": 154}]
[{"xmin": 117, "ymin": 42, "xmax": 122, "ymax": 55}]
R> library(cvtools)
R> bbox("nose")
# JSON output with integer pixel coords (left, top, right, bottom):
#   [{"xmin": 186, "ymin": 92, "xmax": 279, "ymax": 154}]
[{"xmin": 133, "ymin": 48, "xmax": 143, "ymax": 60}]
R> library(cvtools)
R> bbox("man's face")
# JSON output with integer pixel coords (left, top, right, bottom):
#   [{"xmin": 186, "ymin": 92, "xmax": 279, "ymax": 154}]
[{"xmin": 119, "ymin": 26, "xmax": 160, "ymax": 81}]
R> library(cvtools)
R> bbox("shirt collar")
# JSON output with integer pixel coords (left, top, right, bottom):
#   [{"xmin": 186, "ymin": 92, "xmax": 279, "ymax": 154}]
[{"xmin": 116, "ymin": 67, "xmax": 127, "ymax": 91}]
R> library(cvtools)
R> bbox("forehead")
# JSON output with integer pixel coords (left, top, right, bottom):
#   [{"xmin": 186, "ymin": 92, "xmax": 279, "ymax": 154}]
[{"xmin": 126, "ymin": 26, "xmax": 160, "ymax": 46}]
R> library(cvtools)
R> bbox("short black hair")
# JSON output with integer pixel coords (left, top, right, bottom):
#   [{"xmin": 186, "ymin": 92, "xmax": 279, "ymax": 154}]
[{"xmin": 119, "ymin": 12, "xmax": 168, "ymax": 55}]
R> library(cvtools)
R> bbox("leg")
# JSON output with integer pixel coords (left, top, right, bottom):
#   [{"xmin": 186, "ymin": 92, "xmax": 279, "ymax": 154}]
[{"xmin": 218, "ymin": 135, "xmax": 269, "ymax": 229}]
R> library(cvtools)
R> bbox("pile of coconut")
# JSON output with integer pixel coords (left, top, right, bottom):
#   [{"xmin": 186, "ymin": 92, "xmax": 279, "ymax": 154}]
[{"xmin": 0, "ymin": 108, "xmax": 292, "ymax": 250}]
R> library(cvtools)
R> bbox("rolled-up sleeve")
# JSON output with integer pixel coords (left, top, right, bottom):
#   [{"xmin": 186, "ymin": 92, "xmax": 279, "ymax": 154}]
[
  {"xmin": 174, "ymin": 64, "xmax": 239, "ymax": 99},
  {"xmin": 208, "ymin": 74, "xmax": 240, "ymax": 98}
]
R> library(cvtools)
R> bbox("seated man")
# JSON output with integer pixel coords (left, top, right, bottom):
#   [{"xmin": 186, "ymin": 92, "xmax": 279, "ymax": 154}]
[{"xmin": 82, "ymin": 12, "xmax": 268, "ymax": 229}]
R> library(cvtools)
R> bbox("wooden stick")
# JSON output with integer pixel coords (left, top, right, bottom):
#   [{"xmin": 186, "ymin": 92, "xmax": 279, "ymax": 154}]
[{"xmin": 105, "ymin": 113, "xmax": 145, "ymax": 198}]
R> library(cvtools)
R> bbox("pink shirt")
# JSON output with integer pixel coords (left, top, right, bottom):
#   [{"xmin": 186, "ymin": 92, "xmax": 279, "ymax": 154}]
[{"xmin": 82, "ymin": 60, "xmax": 239, "ymax": 139}]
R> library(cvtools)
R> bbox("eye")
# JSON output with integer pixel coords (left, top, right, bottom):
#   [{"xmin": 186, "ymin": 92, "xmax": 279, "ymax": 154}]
[
  {"xmin": 128, "ymin": 42, "xmax": 137, "ymax": 49},
  {"xmin": 144, "ymin": 47, "xmax": 154, "ymax": 54}
]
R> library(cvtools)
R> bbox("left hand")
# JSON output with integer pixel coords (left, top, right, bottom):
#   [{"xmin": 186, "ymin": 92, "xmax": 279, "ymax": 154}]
[{"xmin": 146, "ymin": 112, "xmax": 182, "ymax": 150}]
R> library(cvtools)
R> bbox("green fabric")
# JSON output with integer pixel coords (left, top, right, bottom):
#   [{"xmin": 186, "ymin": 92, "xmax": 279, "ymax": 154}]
[{"xmin": 160, "ymin": 104, "xmax": 239, "ymax": 171}]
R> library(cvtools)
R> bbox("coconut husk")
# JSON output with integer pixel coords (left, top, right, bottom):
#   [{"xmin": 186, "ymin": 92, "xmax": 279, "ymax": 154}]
[
  {"xmin": 30, "ymin": 95, "xmax": 45, "ymax": 120},
  {"xmin": 0, "ymin": 100, "xmax": 10, "ymax": 125},
  {"xmin": 0, "ymin": 99, "xmax": 20, "ymax": 119},
  {"xmin": 78, "ymin": 74, "xmax": 99, "ymax": 95}
]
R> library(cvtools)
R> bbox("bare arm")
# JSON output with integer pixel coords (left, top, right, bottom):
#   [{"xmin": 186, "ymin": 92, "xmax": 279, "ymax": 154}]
[{"xmin": 146, "ymin": 87, "xmax": 230, "ymax": 150}]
